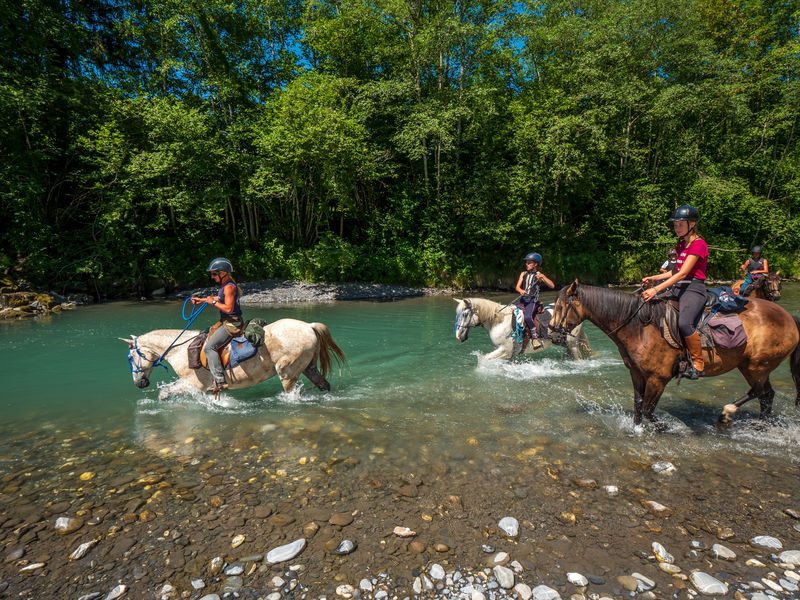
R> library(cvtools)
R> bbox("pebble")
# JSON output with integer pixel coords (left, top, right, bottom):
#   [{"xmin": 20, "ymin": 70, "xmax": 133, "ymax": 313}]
[
  {"xmin": 659, "ymin": 563, "xmax": 681, "ymax": 574},
  {"xmin": 602, "ymin": 485, "xmax": 619, "ymax": 496},
  {"xmin": 209, "ymin": 556, "xmax": 223, "ymax": 576},
  {"xmin": 430, "ymin": 563, "xmax": 446, "ymax": 580},
  {"xmin": 616, "ymin": 576, "xmax": 638, "ymax": 592},
  {"xmin": 266, "ymin": 538, "xmax": 306, "ymax": 564},
  {"xmin": 531, "ymin": 584, "xmax": 561, "ymax": 600},
  {"xmin": 221, "ymin": 576, "xmax": 242, "ymax": 593},
  {"xmin": 191, "ymin": 579, "xmax": 205, "ymax": 590},
  {"xmin": 652, "ymin": 542, "xmax": 674, "ymax": 563},
  {"xmin": 567, "ymin": 572, "xmax": 588, "ymax": 587},
  {"xmin": 69, "ymin": 539, "xmax": 99, "ymax": 561},
  {"xmin": 104, "ymin": 584, "xmax": 127, "ymax": 600},
  {"xmin": 359, "ymin": 578, "xmax": 373, "ymax": 591},
  {"xmin": 632, "ymin": 572, "xmax": 655, "ymax": 591},
  {"xmin": 329, "ymin": 512, "xmax": 354, "ymax": 527},
  {"xmin": 784, "ymin": 508, "xmax": 800, "ymax": 520},
  {"xmin": 336, "ymin": 584, "xmax": 355, "ymax": 597},
  {"xmin": 54, "ymin": 516, "xmax": 83, "ymax": 535},
  {"xmin": 779, "ymin": 578, "xmax": 799, "ymax": 592},
  {"xmin": 19, "ymin": 563, "xmax": 45, "ymax": 573},
  {"xmin": 266, "ymin": 594, "xmax": 281, "ymax": 600},
  {"xmin": 393, "ymin": 526, "xmax": 416, "ymax": 537},
  {"xmin": 493, "ymin": 565, "xmax": 514, "ymax": 589},
  {"xmin": 493, "ymin": 552, "xmax": 509, "ymax": 565},
  {"xmin": 761, "ymin": 578, "xmax": 783, "ymax": 592},
  {"xmin": 4, "ymin": 547, "xmax": 24, "ymax": 563},
  {"xmin": 779, "ymin": 551, "xmax": 800, "ymax": 565},
  {"xmin": 746, "ymin": 558, "xmax": 767, "ymax": 567},
  {"xmin": 481, "ymin": 544, "xmax": 495, "ymax": 553},
  {"xmin": 689, "ymin": 572, "xmax": 728, "ymax": 595},
  {"xmin": 198, "ymin": 595, "xmax": 220, "ymax": 600},
  {"xmin": 751, "ymin": 536, "xmax": 782, "ymax": 550},
  {"xmin": 785, "ymin": 570, "xmax": 800, "ymax": 582},
  {"xmin": 334, "ymin": 539, "xmax": 357, "ymax": 555},
  {"xmin": 78, "ymin": 594, "xmax": 102, "ymax": 600},
  {"xmin": 231, "ymin": 534, "xmax": 245, "ymax": 548},
  {"xmin": 499, "ymin": 516, "xmax": 519, "ymax": 537},
  {"xmin": 224, "ymin": 564, "xmax": 244, "ymax": 576},
  {"xmin": 712, "ymin": 543, "xmax": 736, "ymax": 561},
  {"xmin": 514, "ymin": 583, "xmax": 532, "ymax": 600},
  {"xmin": 651, "ymin": 461, "xmax": 676, "ymax": 474},
  {"xmin": 640, "ymin": 500, "xmax": 672, "ymax": 516}
]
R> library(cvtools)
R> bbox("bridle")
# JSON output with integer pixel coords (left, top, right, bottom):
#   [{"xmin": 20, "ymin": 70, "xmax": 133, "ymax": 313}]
[
  {"xmin": 455, "ymin": 302, "xmax": 478, "ymax": 340},
  {"xmin": 127, "ymin": 338, "xmax": 159, "ymax": 375}
]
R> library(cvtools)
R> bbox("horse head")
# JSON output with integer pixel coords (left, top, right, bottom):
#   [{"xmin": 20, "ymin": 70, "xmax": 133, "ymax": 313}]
[
  {"xmin": 454, "ymin": 298, "xmax": 479, "ymax": 342},
  {"xmin": 765, "ymin": 271, "xmax": 782, "ymax": 301},
  {"xmin": 549, "ymin": 280, "xmax": 586, "ymax": 344},
  {"xmin": 120, "ymin": 335, "xmax": 155, "ymax": 388}
]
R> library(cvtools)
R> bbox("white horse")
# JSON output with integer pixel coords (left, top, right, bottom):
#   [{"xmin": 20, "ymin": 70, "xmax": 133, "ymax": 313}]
[
  {"xmin": 454, "ymin": 297, "xmax": 592, "ymax": 361},
  {"xmin": 121, "ymin": 319, "xmax": 345, "ymax": 396}
]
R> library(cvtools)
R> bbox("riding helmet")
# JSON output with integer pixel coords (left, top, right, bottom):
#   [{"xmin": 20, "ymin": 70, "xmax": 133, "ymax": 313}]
[
  {"xmin": 752, "ymin": 246, "xmax": 762, "ymax": 254},
  {"xmin": 523, "ymin": 252, "xmax": 543, "ymax": 264},
  {"xmin": 669, "ymin": 204, "xmax": 700, "ymax": 222},
  {"xmin": 207, "ymin": 257, "xmax": 234, "ymax": 273},
  {"xmin": 668, "ymin": 249, "xmax": 678, "ymax": 257}
]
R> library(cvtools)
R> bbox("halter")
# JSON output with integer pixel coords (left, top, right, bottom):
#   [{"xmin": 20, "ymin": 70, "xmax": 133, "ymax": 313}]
[
  {"xmin": 454, "ymin": 303, "xmax": 477, "ymax": 335},
  {"xmin": 127, "ymin": 338, "xmax": 164, "ymax": 375}
]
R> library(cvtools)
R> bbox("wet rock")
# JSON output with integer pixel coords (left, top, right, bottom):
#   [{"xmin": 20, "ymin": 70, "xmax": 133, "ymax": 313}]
[
  {"xmin": 651, "ymin": 461, "xmax": 676, "ymax": 475},
  {"xmin": 430, "ymin": 564, "xmax": 445, "ymax": 580},
  {"xmin": 586, "ymin": 575, "xmax": 605, "ymax": 585},
  {"xmin": 750, "ymin": 535, "xmax": 782, "ymax": 550},
  {"xmin": 567, "ymin": 573, "xmax": 588, "ymax": 587},
  {"xmin": 659, "ymin": 563, "xmax": 681, "ymax": 574},
  {"xmin": 640, "ymin": 500, "xmax": 672, "ymax": 517},
  {"xmin": 54, "ymin": 516, "xmax": 83, "ymax": 535},
  {"xmin": 632, "ymin": 572, "xmax": 655, "ymax": 592},
  {"xmin": 19, "ymin": 563, "xmax": 45, "ymax": 573},
  {"xmin": 224, "ymin": 564, "xmax": 244, "ymax": 576},
  {"xmin": 329, "ymin": 512, "xmax": 354, "ymax": 527},
  {"xmin": 191, "ymin": 579, "xmax": 205, "ymax": 590},
  {"xmin": 780, "ymin": 578, "xmax": 799, "ymax": 592},
  {"xmin": 104, "ymin": 584, "xmax": 127, "ymax": 599},
  {"xmin": 778, "ymin": 550, "xmax": 800, "ymax": 565},
  {"xmin": 481, "ymin": 544, "xmax": 495, "ymax": 553},
  {"xmin": 393, "ymin": 526, "xmax": 416, "ymax": 537},
  {"xmin": 408, "ymin": 541, "xmax": 426, "ymax": 553},
  {"xmin": 603, "ymin": 485, "xmax": 619, "ymax": 496},
  {"xmin": 266, "ymin": 538, "xmax": 306, "ymax": 564},
  {"xmin": 334, "ymin": 539, "xmax": 357, "ymax": 555},
  {"xmin": 231, "ymin": 534, "xmax": 245, "ymax": 548},
  {"xmin": 359, "ymin": 578, "xmax": 373, "ymax": 592},
  {"xmin": 499, "ymin": 517, "xmax": 519, "ymax": 537},
  {"xmin": 494, "ymin": 565, "xmax": 514, "ymax": 589},
  {"xmin": 221, "ymin": 576, "xmax": 242, "ymax": 593},
  {"xmin": 711, "ymin": 543, "xmax": 736, "ymax": 561},
  {"xmin": 652, "ymin": 542, "xmax": 674, "ymax": 563},
  {"xmin": 689, "ymin": 572, "xmax": 728, "ymax": 595},
  {"xmin": 69, "ymin": 539, "xmax": 99, "ymax": 561},
  {"xmin": 514, "ymin": 583, "xmax": 532, "ymax": 600},
  {"xmin": 616, "ymin": 576, "xmax": 639, "ymax": 592},
  {"xmin": 761, "ymin": 578, "xmax": 783, "ymax": 592},
  {"xmin": 4, "ymin": 547, "xmax": 24, "ymax": 563},
  {"xmin": 209, "ymin": 556, "xmax": 224, "ymax": 576},
  {"xmin": 531, "ymin": 584, "xmax": 561, "ymax": 600}
]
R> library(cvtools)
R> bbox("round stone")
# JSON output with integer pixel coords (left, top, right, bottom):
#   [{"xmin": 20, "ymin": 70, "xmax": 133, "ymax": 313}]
[{"xmin": 689, "ymin": 572, "xmax": 728, "ymax": 596}]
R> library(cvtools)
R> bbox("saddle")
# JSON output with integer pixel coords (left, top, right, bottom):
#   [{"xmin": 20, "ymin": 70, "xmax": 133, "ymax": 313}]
[
  {"xmin": 188, "ymin": 320, "xmax": 264, "ymax": 370},
  {"xmin": 660, "ymin": 287, "xmax": 748, "ymax": 352}
]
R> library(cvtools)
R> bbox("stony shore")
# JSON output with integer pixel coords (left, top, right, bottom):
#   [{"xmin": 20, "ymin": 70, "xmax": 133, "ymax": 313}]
[{"xmin": 0, "ymin": 290, "xmax": 88, "ymax": 320}]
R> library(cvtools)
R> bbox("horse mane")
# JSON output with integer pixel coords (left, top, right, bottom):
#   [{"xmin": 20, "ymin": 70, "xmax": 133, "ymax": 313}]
[
  {"xmin": 576, "ymin": 285, "xmax": 665, "ymax": 328},
  {"xmin": 465, "ymin": 297, "xmax": 511, "ymax": 327}
]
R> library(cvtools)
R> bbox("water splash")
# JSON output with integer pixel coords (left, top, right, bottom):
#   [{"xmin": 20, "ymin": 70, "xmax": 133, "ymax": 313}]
[{"xmin": 474, "ymin": 353, "xmax": 621, "ymax": 380}]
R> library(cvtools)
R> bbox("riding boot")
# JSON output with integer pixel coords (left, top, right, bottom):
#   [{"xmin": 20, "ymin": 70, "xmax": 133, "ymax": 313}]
[{"xmin": 683, "ymin": 331, "xmax": 705, "ymax": 380}]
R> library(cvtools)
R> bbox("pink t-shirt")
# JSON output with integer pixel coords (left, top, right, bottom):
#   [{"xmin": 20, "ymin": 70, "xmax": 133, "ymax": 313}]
[{"xmin": 675, "ymin": 238, "xmax": 708, "ymax": 280}]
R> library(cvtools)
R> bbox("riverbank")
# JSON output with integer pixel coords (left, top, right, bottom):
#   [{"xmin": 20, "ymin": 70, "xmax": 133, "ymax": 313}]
[{"xmin": 0, "ymin": 290, "xmax": 89, "ymax": 321}]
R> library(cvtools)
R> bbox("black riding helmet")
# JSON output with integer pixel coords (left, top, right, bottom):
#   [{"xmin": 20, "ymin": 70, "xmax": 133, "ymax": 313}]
[
  {"xmin": 669, "ymin": 204, "xmax": 700, "ymax": 222},
  {"xmin": 752, "ymin": 246, "xmax": 762, "ymax": 255},
  {"xmin": 207, "ymin": 257, "xmax": 234, "ymax": 273}
]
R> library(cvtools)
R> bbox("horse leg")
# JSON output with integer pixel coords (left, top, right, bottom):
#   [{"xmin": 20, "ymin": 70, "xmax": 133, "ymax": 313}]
[
  {"xmin": 276, "ymin": 357, "xmax": 300, "ymax": 392},
  {"xmin": 630, "ymin": 369, "xmax": 646, "ymax": 426},
  {"xmin": 719, "ymin": 389, "xmax": 755, "ymax": 427},
  {"xmin": 641, "ymin": 376, "xmax": 668, "ymax": 428},
  {"xmin": 758, "ymin": 381, "xmax": 775, "ymax": 418},
  {"xmin": 723, "ymin": 367, "xmax": 770, "ymax": 423},
  {"xmin": 303, "ymin": 362, "xmax": 330, "ymax": 392}
]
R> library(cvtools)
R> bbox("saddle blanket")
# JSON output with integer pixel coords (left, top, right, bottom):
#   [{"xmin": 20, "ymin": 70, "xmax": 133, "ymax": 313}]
[{"xmin": 705, "ymin": 313, "xmax": 747, "ymax": 349}]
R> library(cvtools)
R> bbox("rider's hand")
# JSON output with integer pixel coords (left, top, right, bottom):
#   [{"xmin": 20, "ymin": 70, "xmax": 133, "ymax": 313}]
[
  {"xmin": 641, "ymin": 288, "xmax": 658, "ymax": 302},
  {"xmin": 642, "ymin": 277, "xmax": 652, "ymax": 287},
  {"xmin": 190, "ymin": 297, "xmax": 202, "ymax": 305}
]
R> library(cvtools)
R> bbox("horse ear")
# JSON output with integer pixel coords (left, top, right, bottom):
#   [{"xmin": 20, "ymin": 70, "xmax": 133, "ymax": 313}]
[
  {"xmin": 775, "ymin": 271, "xmax": 780, "ymax": 277},
  {"xmin": 118, "ymin": 337, "xmax": 134, "ymax": 346},
  {"xmin": 464, "ymin": 298, "xmax": 472, "ymax": 308},
  {"xmin": 565, "ymin": 279, "xmax": 579, "ymax": 295},
  {"xmin": 453, "ymin": 298, "xmax": 462, "ymax": 304}
]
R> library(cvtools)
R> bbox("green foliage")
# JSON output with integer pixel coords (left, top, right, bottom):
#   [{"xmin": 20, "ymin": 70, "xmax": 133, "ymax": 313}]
[{"xmin": 1, "ymin": 0, "xmax": 799, "ymax": 293}]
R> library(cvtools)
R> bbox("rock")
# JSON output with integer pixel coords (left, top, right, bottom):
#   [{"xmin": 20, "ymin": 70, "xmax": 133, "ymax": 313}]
[
  {"xmin": 652, "ymin": 542, "xmax": 674, "ymax": 563},
  {"xmin": 224, "ymin": 564, "xmax": 244, "ymax": 575},
  {"xmin": 270, "ymin": 576, "xmax": 285, "ymax": 588},
  {"xmin": 5, "ymin": 547, "xmax": 24, "ymax": 563},
  {"xmin": 336, "ymin": 584, "xmax": 355, "ymax": 597},
  {"xmin": 19, "ymin": 563, "xmax": 45, "ymax": 573},
  {"xmin": 393, "ymin": 526, "xmax": 416, "ymax": 537},
  {"xmin": 689, "ymin": 572, "xmax": 728, "ymax": 595},
  {"xmin": 531, "ymin": 584, "xmax": 561, "ymax": 600},
  {"xmin": 514, "ymin": 583, "xmax": 532, "ymax": 600},
  {"xmin": 567, "ymin": 572, "xmax": 588, "ymax": 587},
  {"xmin": 104, "ymin": 584, "xmax": 127, "ymax": 600},
  {"xmin": 558, "ymin": 511, "xmax": 577, "ymax": 525},
  {"xmin": 69, "ymin": 539, "xmax": 99, "ymax": 561},
  {"xmin": 359, "ymin": 578, "xmax": 373, "ymax": 591},
  {"xmin": 209, "ymin": 556, "xmax": 223, "ymax": 576},
  {"xmin": 191, "ymin": 579, "xmax": 205, "ymax": 589},
  {"xmin": 640, "ymin": 500, "xmax": 672, "ymax": 517},
  {"xmin": 616, "ymin": 576, "xmax": 639, "ymax": 592},
  {"xmin": 746, "ymin": 558, "xmax": 766, "ymax": 567},
  {"xmin": 493, "ymin": 552, "xmax": 509, "ymax": 565},
  {"xmin": 430, "ymin": 563, "xmax": 445, "ymax": 580},
  {"xmin": 221, "ymin": 577, "xmax": 242, "ymax": 593},
  {"xmin": 572, "ymin": 478, "xmax": 597, "ymax": 489},
  {"xmin": 780, "ymin": 578, "xmax": 799, "ymax": 592},
  {"xmin": 761, "ymin": 578, "xmax": 783, "ymax": 592},
  {"xmin": 329, "ymin": 512, "xmax": 354, "ymax": 527},
  {"xmin": 632, "ymin": 572, "xmax": 655, "ymax": 591},
  {"xmin": 198, "ymin": 596, "xmax": 220, "ymax": 600},
  {"xmin": 750, "ymin": 535, "xmax": 782, "ymax": 550},
  {"xmin": 231, "ymin": 534, "xmax": 245, "ymax": 548},
  {"xmin": 334, "ymin": 539, "xmax": 356, "ymax": 555},
  {"xmin": 711, "ymin": 543, "xmax": 736, "ymax": 561},
  {"xmin": 499, "ymin": 516, "xmax": 519, "ymax": 537},
  {"xmin": 659, "ymin": 563, "xmax": 681, "ymax": 574},
  {"xmin": 433, "ymin": 542, "xmax": 450, "ymax": 552},
  {"xmin": 77, "ymin": 594, "xmax": 102, "ymax": 600},
  {"xmin": 494, "ymin": 565, "xmax": 514, "ymax": 589},
  {"xmin": 603, "ymin": 485, "xmax": 619, "ymax": 496},
  {"xmin": 651, "ymin": 461, "xmax": 676, "ymax": 474},
  {"xmin": 716, "ymin": 526, "xmax": 735, "ymax": 540},
  {"xmin": 266, "ymin": 594, "xmax": 281, "ymax": 600},
  {"xmin": 266, "ymin": 538, "xmax": 306, "ymax": 564},
  {"xmin": 784, "ymin": 508, "xmax": 800, "ymax": 520},
  {"xmin": 481, "ymin": 544, "xmax": 495, "ymax": 553},
  {"xmin": 778, "ymin": 550, "xmax": 800, "ymax": 565},
  {"xmin": 54, "ymin": 516, "xmax": 83, "ymax": 535}
]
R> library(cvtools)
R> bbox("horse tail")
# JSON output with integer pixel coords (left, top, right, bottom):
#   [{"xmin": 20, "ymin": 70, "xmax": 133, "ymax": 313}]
[
  {"xmin": 310, "ymin": 323, "xmax": 346, "ymax": 378},
  {"xmin": 792, "ymin": 316, "xmax": 800, "ymax": 407}
]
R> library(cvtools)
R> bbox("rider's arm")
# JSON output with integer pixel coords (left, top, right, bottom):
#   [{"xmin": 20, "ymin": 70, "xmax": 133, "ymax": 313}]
[
  {"xmin": 537, "ymin": 272, "xmax": 555, "ymax": 289},
  {"xmin": 753, "ymin": 259, "xmax": 768, "ymax": 275},
  {"xmin": 214, "ymin": 284, "xmax": 237, "ymax": 313},
  {"xmin": 515, "ymin": 272, "xmax": 526, "ymax": 295},
  {"xmin": 740, "ymin": 259, "xmax": 749, "ymax": 272},
  {"xmin": 643, "ymin": 255, "xmax": 699, "ymax": 301},
  {"xmin": 643, "ymin": 271, "xmax": 673, "ymax": 284}
]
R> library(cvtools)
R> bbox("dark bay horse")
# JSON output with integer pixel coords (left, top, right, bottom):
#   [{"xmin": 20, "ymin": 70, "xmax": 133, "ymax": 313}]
[
  {"xmin": 549, "ymin": 281, "xmax": 800, "ymax": 426},
  {"xmin": 732, "ymin": 271, "xmax": 782, "ymax": 301}
]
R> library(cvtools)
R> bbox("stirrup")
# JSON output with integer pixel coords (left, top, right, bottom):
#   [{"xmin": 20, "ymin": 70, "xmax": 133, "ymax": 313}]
[{"xmin": 684, "ymin": 364, "xmax": 705, "ymax": 380}]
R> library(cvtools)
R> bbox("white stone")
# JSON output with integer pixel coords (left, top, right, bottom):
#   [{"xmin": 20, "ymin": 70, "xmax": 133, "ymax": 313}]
[
  {"xmin": 749, "ymin": 594, "xmax": 771, "ymax": 600},
  {"xmin": 191, "ymin": 580, "xmax": 205, "ymax": 590},
  {"xmin": 750, "ymin": 535, "xmax": 782, "ymax": 550},
  {"xmin": 514, "ymin": 583, "xmax": 532, "ymax": 600},
  {"xmin": 266, "ymin": 538, "xmax": 306, "ymax": 564},
  {"xmin": 494, "ymin": 565, "xmax": 515, "ymax": 589},
  {"xmin": 785, "ymin": 570, "xmax": 800, "ymax": 582},
  {"xmin": 659, "ymin": 563, "xmax": 681, "ymax": 574},
  {"xmin": 198, "ymin": 596, "xmax": 220, "ymax": 600},
  {"xmin": 69, "ymin": 539, "xmax": 99, "ymax": 561},
  {"xmin": 470, "ymin": 590, "xmax": 486, "ymax": 600},
  {"xmin": 711, "ymin": 543, "xmax": 736, "ymax": 561},
  {"xmin": 531, "ymin": 584, "xmax": 561, "ymax": 600},
  {"xmin": 761, "ymin": 578, "xmax": 783, "ymax": 592},
  {"xmin": 689, "ymin": 572, "xmax": 728, "ymax": 596},
  {"xmin": 746, "ymin": 558, "xmax": 767, "ymax": 567},
  {"xmin": 271, "ymin": 576, "xmax": 285, "ymax": 588},
  {"xmin": 19, "ymin": 563, "xmax": 45, "ymax": 572},
  {"xmin": 104, "ymin": 585, "xmax": 127, "ymax": 600},
  {"xmin": 158, "ymin": 583, "xmax": 174, "ymax": 596},
  {"xmin": 651, "ymin": 542, "xmax": 674, "ymax": 564},
  {"xmin": 231, "ymin": 534, "xmax": 245, "ymax": 548},
  {"xmin": 499, "ymin": 517, "xmax": 519, "ymax": 537},
  {"xmin": 493, "ymin": 552, "xmax": 509, "ymax": 565},
  {"xmin": 359, "ymin": 578, "xmax": 373, "ymax": 591},
  {"xmin": 651, "ymin": 461, "xmax": 676, "ymax": 474},
  {"xmin": 336, "ymin": 584, "xmax": 355, "ymax": 598},
  {"xmin": 779, "ymin": 550, "xmax": 800, "ymax": 566},
  {"xmin": 266, "ymin": 594, "xmax": 281, "ymax": 600},
  {"xmin": 567, "ymin": 573, "xmax": 588, "ymax": 587},
  {"xmin": 393, "ymin": 526, "xmax": 416, "ymax": 537},
  {"xmin": 602, "ymin": 485, "xmax": 619, "ymax": 496},
  {"xmin": 413, "ymin": 577, "xmax": 423, "ymax": 594},
  {"xmin": 430, "ymin": 563, "xmax": 446, "ymax": 580},
  {"xmin": 224, "ymin": 565, "xmax": 244, "ymax": 575},
  {"xmin": 780, "ymin": 578, "xmax": 799, "ymax": 592},
  {"xmin": 510, "ymin": 560, "xmax": 524, "ymax": 573},
  {"xmin": 632, "ymin": 573, "xmax": 655, "ymax": 591}
]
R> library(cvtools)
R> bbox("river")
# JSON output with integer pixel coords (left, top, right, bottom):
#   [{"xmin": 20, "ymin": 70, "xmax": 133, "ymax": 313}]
[{"xmin": 1, "ymin": 289, "xmax": 799, "ymax": 598}]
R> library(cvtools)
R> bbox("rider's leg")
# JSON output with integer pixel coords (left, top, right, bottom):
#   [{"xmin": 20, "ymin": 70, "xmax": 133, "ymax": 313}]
[
  {"xmin": 523, "ymin": 300, "xmax": 537, "ymax": 337},
  {"xmin": 679, "ymin": 283, "xmax": 707, "ymax": 379},
  {"xmin": 205, "ymin": 325, "xmax": 233, "ymax": 387},
  {"xmin": 739, "ymin": 273, "xmax": 753, "ymax": 296}
]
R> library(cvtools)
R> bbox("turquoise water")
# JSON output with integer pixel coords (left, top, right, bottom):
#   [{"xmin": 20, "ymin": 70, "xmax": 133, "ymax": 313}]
[{"xmin": 2, "ymin": 288, "xmax": 799, "ymax": 463}]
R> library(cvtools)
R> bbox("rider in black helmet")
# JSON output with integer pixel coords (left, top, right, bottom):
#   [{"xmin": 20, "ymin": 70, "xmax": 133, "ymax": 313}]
[
  {"xmin": 659, "ymin": 248, "xmax": 678, "ymax": 274},
  {"xmin": 738, "ymin": 246, "xmax": 768, "ymax": 297},
  {"xmin": 514, "ymin": 252, "xmax": 554, "ymax": 347},
  {"xmin": 191, "ymin": 258, "xmax": 244, "ymax": 393}
]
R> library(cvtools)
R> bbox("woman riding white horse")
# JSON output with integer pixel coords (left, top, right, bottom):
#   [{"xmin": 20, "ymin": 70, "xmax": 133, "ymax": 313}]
[
  {"xmin": 454, "ymin": 297, "xmax": 592, "ymax": 361},
  {"xmin": 122, "ymin": 319, "xmax": 344, "ymax": 397}
]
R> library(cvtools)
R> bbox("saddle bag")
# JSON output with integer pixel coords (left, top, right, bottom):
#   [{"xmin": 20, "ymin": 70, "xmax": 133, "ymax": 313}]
[
  {"xmin": 188, "ymin": 331, "xmax": 208, "ymax": 369},
  {"xmin": 230, "ymin": 336, "xmax": 258, "ymax": 367}
]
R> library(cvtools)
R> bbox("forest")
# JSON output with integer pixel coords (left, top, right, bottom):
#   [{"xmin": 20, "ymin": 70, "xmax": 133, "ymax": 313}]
[{"xmin": 1, "ymin": 0, "xmax": 798, "ymax": 295}]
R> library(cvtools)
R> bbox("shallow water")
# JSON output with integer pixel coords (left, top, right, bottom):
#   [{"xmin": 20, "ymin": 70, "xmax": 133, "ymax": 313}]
[{"xmin": 2, "ymin": 288, "xmax": 800, "ymax": 598}]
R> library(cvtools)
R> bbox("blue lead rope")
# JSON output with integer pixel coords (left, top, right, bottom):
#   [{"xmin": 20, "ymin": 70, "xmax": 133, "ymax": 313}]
[{"xmin": 150, "ymin": 297, "xmax": 208, "ymax": 371}]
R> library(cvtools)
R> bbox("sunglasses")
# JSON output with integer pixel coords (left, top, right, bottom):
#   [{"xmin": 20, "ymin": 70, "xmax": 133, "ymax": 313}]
[{"xmin": 210, "ymin": 271, "xmax": 221, "ymax": 277}]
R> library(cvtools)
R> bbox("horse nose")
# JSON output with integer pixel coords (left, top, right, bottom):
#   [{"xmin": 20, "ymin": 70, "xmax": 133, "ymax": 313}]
[{"xmin": 136, "ymin": 377, "xmax": 150, "ymax": 389}]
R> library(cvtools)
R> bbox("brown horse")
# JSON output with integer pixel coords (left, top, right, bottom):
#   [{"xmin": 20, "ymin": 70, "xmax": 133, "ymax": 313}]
[
  {"xmin": 732, "ymin": 271, "xmax": 782, "ymax": 301},
  {"xmin": 549, "ymin": 281, "xmax": 800, "ymax": 426}
]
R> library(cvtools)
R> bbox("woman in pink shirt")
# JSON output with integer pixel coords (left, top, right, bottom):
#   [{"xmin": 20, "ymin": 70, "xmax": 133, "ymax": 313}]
[{"xmin": 640, "ymin": 205, "xmax": 709, "ymax": 379}]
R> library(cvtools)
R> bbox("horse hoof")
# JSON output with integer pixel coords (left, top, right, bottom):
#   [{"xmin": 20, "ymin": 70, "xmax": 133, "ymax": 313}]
[{"xmin": 722, "ymin": 403, "xmax": 738, "ymax": 416}]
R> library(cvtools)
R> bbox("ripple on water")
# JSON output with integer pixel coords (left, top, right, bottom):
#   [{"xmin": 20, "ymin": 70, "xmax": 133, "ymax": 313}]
[{"xmin": 474, "ymin": 353, "xmax": 622, "ymax": 380}]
